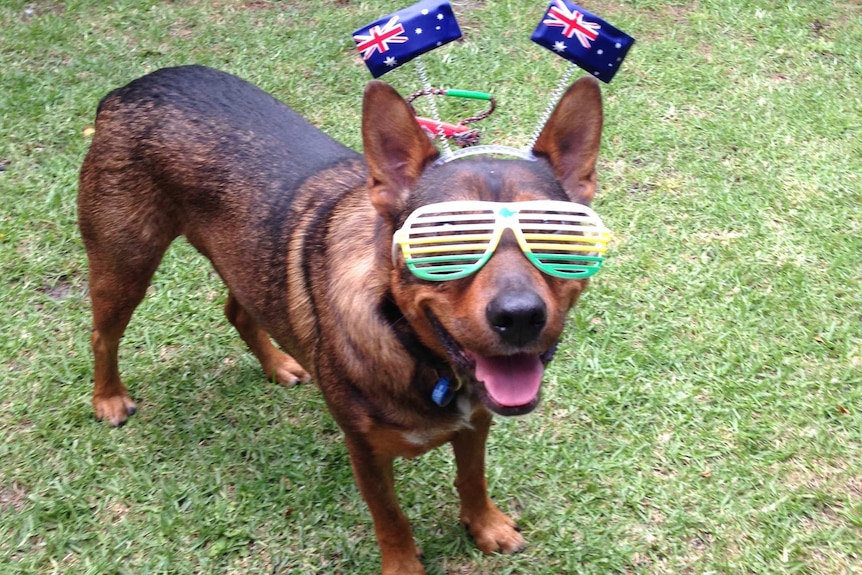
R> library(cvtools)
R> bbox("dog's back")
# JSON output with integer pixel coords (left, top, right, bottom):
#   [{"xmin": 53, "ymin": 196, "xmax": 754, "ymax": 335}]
[
  {"xmin": 79, "ymin": 66, "xmax": 366, "ymax": 337},
  {"xmin": 89, "ymin": 65, "xmax": 357, "ymax": 193},
  {"xmin": 83, "ymin": 67, "xmax": 361, "ymax": 231}
]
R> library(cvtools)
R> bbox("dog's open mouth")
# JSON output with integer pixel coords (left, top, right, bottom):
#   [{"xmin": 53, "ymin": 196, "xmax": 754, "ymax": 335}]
[
  {"xmin": 423, "ymin": 309, "xmax": 556, "ymax": 416},
  {"xmin": 470, "ymin": 352, "xmax": 545, "ymax": 416}
]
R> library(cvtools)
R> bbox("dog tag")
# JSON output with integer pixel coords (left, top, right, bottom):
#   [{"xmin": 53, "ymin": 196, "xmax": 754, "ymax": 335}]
[{"xmin": 431, "ymin": 376, "xmax": 455, "ymax": 407}]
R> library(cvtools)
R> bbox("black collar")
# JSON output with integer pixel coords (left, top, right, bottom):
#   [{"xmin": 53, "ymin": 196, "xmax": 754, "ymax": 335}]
[{"xmin": 378, "ymin": 293, "xmax": 452, "ymax": 376}]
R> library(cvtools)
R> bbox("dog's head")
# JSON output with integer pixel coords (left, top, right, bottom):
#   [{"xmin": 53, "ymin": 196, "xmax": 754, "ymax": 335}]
[{"xmin": 362, "ymin": 78, "xmax": 604, "ymax": 416}]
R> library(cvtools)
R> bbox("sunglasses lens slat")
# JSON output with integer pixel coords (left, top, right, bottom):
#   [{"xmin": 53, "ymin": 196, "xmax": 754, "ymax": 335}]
[
  {"xmin": 404, "ymin": 235, "xmax": 494, "ymax": 248},
  {"xmin": 529, "ymin": 251, "xmax": 605, "ymax": 278},
  {"xmin": 534, "ymin": 253, "xmax": 605, "ymax": 262},
  {"xmin": 408, "ymin": 254, "xmax": 486, "ymax": 264},
  {"xmin": 406, "ymin": 253, "xmax": 489, "ymax": 280},
  {"xmin": 523, "ymin": 241, "xmax": 609, "ymax": 253}
]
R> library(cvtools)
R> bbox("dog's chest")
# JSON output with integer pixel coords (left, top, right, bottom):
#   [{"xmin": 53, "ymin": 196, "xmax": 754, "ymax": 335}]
[
  {"xmin": 400, "ymin": 394, "xmax": 475, "ymax": 450},
  {"xmin": 359, "ymin": 393, "xmax": 476, "ymax": 459}
]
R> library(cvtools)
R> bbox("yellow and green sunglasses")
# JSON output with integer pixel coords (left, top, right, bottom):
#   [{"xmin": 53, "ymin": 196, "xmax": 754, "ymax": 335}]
[{"xmin": 392, "ymin": 200, "xmax": 611, "ymax": 281}]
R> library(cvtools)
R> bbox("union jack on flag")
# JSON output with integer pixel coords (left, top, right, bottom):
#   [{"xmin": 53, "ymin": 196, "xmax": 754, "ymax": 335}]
[
  {"xmin": 354, "ymin": 16, "xmax": 408, "ymax": 61},
  {"xmin": 531, "ymin": 0, "xmax": 635, "ymax": 83},
  {"xmin": 352, "ymin": 0, "xmax": 462, "ymax": 78},
  {"xmin": 543, "ymin": 0, "xmax": 601, "ymax": 49}
]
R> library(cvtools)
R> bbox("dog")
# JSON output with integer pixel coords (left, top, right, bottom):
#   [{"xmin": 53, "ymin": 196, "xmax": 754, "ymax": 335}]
[{"xmin": 78, "ymin": 64, "xmax": 605, "ymax": 575}]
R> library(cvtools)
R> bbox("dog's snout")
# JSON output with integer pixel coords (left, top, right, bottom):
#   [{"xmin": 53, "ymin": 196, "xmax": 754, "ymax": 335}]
[{"xmin": 486, "ymin": 290, "xmax": 547, "ymax": 347}]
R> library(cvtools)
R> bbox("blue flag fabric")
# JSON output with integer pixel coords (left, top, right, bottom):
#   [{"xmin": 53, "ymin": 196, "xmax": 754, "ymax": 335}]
[
  {"xmin": 352, "ymin": 0, "xmax": 462, "ymax": 78},
  {"xmin": 531, "ymin": 0, "xmax": 634, "ymax": 83}
]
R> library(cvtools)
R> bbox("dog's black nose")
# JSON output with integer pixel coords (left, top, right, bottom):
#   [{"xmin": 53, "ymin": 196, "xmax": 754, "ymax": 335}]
[{"xmin": 486, "ymin": 290, "xmax": 547, "ymax": 347}]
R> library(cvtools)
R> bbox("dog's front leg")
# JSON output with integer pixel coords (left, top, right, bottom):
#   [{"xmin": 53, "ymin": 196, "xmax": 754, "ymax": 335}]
[
  {"xmin": 451, "ymin": 409, "xmax": 526, "ymax": 554},
  {"xmin": 345, "ymin": 435, "xmax": 425, "ymax": 575}
]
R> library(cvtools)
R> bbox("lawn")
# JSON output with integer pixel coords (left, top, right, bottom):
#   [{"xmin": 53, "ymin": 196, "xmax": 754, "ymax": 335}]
[{"xmin": 1, "ymin": 1, "xmax": 860, "ymax": 573}]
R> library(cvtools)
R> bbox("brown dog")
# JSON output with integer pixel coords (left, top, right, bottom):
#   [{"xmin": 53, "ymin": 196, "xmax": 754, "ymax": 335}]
[{"xmin": 78, "ymin": 65, "xmax": 603, "ymax": 574}]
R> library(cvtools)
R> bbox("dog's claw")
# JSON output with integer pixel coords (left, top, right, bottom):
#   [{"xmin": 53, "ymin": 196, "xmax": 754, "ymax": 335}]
[
  {"xmin": 94, "ymin": 395, "xmax": 137, "ymax": 427},
  {"xmin": 271, "ymin": 364, "xmax": 311, "ymax": 387}
]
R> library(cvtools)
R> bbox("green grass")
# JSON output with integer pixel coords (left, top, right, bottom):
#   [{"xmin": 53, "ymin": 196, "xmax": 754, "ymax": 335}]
[{"xmin": 1, "ymin": 0, "xmax": 860, "ymax": 573}]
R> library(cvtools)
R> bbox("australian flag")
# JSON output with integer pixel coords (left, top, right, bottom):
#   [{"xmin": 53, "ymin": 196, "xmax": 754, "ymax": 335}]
[
  {"xmin": 531, "ymin": 0, "xmax": 634, "ymax": 83},
  {"xmin": 352, "ymin": 0, "xmax": 462, "ymax": 78}
]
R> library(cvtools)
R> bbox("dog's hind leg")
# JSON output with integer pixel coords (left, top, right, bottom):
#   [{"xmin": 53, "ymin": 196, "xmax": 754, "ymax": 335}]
[
  {"xmin": 86, "ymin": 260, "xmax": 159, "ymax": 426},
  {"xmin": 452, "ymin": 409, "xmax": 526, "ymax": 555},
  {"xmin": 79, "ymin": 152, "xmax": 180, "ymax": 426},
  {"xmin": 224, "ymin": 293, "xmax": 311, "ymax": 386},
  {"xmin": 80, "ymin": 217, "xmax": 175, "ymax": 426}
]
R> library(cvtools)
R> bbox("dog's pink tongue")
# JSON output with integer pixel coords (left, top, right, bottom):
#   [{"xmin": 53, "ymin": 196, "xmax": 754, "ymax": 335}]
[{"xmin": 474, "ymin": 354, "xmax": 544, "ymax": 407}]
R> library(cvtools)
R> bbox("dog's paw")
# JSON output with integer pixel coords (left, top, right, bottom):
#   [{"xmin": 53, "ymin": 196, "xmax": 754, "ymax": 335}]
[
  {"xmin": 271, "ymin": 363, "xmax": 311, "ymax": 387},
  {"xmin": 267, "ymin": 355, "xmax": 311, "ymax": 387},
  {"xmin": 93, "ymin": 394, "xmax": 137, "ymax": 427},
  {"xmin": 463, "ymin": 506, "xmax": 525, "ymax": 555}
]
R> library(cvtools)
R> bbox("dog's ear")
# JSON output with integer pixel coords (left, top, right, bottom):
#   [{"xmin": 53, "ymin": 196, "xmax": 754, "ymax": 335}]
[
  {"xmin": 362, "ymin": 80, "xmax": 439, "ymax": 219},
  {"xmin": 532, "ymin": 76, "xmax": 603, "ymax": 204}
]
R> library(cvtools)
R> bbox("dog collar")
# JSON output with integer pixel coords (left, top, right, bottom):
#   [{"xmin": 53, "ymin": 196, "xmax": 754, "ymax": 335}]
[
  {"xmin": 379, "ymin": 294, "xmax": 463, "ymax": 406},
  {"xmin": 433, "ymin": 145, "xmax": 536, "ymax": 166}
]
